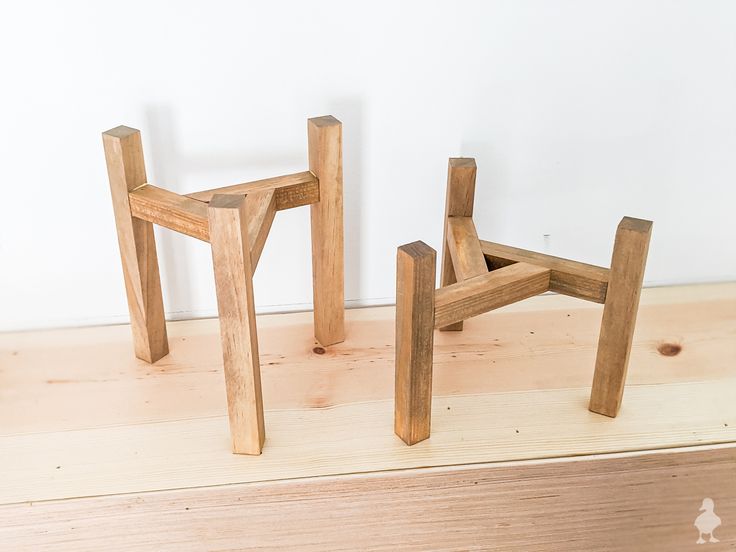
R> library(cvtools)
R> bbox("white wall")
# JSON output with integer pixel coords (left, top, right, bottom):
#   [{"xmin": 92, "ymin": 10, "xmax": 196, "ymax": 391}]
[{"xmin": 1, "ymin": 1, "xmax": 735, "ymax": 331}]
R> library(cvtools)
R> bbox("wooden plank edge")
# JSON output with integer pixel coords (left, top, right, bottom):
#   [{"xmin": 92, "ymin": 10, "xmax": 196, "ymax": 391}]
[
  {"xmin": 247, "ymin": 190, "xmax": 277, "ymax": 269},
  {"xmin": 186, "ymin": 171, "xmax": 320, "ymax": 211},
  {"xmin": 434, "ymin": 263, "xmax": 551, "ymax": 328},
  {"xmin": 446, "ymin": 216, "xmax": 488, "ymax": 282},
  {"xmin": 2, "ymin": 444, "xmax": 734, "ymax": 550},
  {"xmin": 129, "ymin": 185, "xmax": 210, "ymax": 242}
]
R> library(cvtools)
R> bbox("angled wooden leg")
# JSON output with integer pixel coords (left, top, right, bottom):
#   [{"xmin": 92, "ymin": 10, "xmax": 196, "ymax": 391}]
[
  {"xmin": 446, "ymin": 216, "xmax": 488, "ymax": 281},
  {"xmin": 208, "ymin": 194, "xmax": 265, "ymax": 455},
  {"xmin": 308, "ymin": 116, "xmax": 345, "ymax": 347},
  {"xmin": 245, "ymin": 189, "xmax": 277, "ymax": 269},
  {"xmin": 102, "ymin": 126, "xmax": 168, "ymax": 363},
  {"xmin": 589, "ymin": 217, "xmax": 653, "ymax": 417},
  {"xmin": 395, "ymin": 241, "xmax": 436, "ymax": 445},
  {"xmin": 439, "ymin": 158, "xmax": 477, "ymax": 331}
]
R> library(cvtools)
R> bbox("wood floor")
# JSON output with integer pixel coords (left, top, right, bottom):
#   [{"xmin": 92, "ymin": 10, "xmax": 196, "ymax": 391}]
[{"xmin": 1, "ymin": 283, "xmax": 734, "ymax": 550}]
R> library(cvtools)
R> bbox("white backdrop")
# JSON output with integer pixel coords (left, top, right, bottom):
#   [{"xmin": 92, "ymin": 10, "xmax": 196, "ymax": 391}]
[{"xmin": 1, "ymin": 1, "xmax": 734, "ymax": 331}]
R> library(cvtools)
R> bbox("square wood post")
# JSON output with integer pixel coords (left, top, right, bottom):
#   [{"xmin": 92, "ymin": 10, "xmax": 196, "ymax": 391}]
[
  {"xmin": 439, "ymin": 158, "xmax": 477, "ymax": 331},
  {"xmin": 102, "ymin": 126, "xmax": 169, "ymax": 363},
  {"xmin": 395, "ymin": 241, "xmax": 436, "ymax": 445},
  {"xmin": 208, "ymin": 194, "xmax": 266, "ymax": 455},
  {"xmin": 589, "ymin": 217, "xmax": 653, "ymax": 417},
  {"xmin": 308, "ymin": 116, "xmax": 345, "ymax": 347}
]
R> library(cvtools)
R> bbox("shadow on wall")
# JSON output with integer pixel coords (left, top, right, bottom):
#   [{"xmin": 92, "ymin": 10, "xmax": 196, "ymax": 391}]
[
  {"xmin": 458, "ymin": 139, "xmax": 510, "ymax": 246},
  {"xmin": 144, "ymin": 106, "xmax": 192, "ymax": 317},
  {"xmin": 142, "ymin": 102, "xmax": 364, "ymax": 315}
]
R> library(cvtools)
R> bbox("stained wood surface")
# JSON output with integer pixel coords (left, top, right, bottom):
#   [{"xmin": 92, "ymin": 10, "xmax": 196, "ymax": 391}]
[
  {"xmin": 129, "ymin": 184, "xmax": 210, "ymax": 242},
  {"xmin": 590, "ymin": 217, "xmax": 653, "ymax": 417},
  {"xmin": 481, "ymin": 239, "xmax": 610, "ymax": 303},
  {"xmin": 434, "ymin": 262, "xmax": 551, "ymax": 328},
  {"xmin": 308, "ymin": 115, "xmax": 345, "ymax": 346},
  {"xmin": 186, "ymin": 170, "xmax": 319, "ymax": 210},
  {"xmin": 1, "ymin": 283, "xmax": 734, "ymax": 509},
  {"xmin": 2, "ymin": 446, "xmax": 734, "ymax": 551},
  {"xmin": 439, "ymin": 158, "xmax": 477, "ymax": 331},
  {"xmin": 446, "ymin": 216, "xmax": 488, "ymax": 281},
  {"xmin": 394, "ymin": 242, "xmax": 436, "ymax": 445},
  {"xmin": 102, "ymin": 126, "xmax": 169, "ymax": 363},
  {"xmin": 245, "ymin": 189, "xmax": 276, "ymax": 268}
]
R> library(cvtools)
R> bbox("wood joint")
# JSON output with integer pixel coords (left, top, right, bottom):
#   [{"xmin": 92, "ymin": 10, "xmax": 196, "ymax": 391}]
[{"xmin": 446, "ymin": 216, "xmax": 488, "ymax": 282}]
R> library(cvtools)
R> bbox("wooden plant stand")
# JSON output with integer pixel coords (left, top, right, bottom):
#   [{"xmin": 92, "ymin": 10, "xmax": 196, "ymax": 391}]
[
  {"xmin": 103, "ymin": 116, "xmax": 345, "ymax": 455},
  {"xmin": 395, "ymin": 158, "xmax": 653, "ymax": 445}
]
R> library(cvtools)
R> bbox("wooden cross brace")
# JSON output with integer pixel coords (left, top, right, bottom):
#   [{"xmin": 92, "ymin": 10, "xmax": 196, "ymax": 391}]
[
  {"xmin": 395, "ymin": 158, "xmax": 653, "ymax": 446},
  {"xmin": 103, "ymin": 116, "xmax": 345, "ymax": 455}
]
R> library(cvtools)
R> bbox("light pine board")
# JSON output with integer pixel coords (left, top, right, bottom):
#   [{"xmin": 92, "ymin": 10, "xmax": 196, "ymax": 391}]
[
  {"xmin": 2, "ymin": 446, "xmax": 735, "ymax": 551},
  {"xmin": 0, "ymin": 284, "xmax": 734, "ymax": 506}
]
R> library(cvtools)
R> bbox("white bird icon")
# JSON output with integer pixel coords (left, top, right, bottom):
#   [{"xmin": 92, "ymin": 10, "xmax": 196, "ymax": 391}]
[{"xmin": 694, "ymin": 498, "xmax": 721, "ymax": 544}]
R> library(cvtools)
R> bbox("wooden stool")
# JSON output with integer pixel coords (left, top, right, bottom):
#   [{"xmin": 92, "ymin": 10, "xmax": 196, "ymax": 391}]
[
  {"xmin": 103, "ymin": 116, "xmax": 345, "ymax": 454},
  {"xmin": 394, "ymin": 158, "xmax": 652, "ymax": 445}
]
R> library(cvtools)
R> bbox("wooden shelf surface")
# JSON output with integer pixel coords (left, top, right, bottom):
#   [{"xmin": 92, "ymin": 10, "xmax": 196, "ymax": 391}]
[{"xmin": 1, "ymin": 283, "xmax": 734, "ymax": 550}]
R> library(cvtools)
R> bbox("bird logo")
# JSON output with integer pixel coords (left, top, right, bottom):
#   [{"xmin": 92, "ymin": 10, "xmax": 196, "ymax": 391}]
[{"xmin": 694, "ymin": 498, "xmax": 721, "ymax": 544}]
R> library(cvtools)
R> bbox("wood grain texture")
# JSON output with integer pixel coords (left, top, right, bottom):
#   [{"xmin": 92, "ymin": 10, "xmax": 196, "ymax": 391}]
[
  {"xmin": 245, "ymin": 190, "xmax": 276, "ymax": 269},
  {"xmin": 186, "ymin": 171, "xmax": 319, "ymax": 211},
  {"xmin": 2, "ymin": 377, "xmax": 736, "ymax": 505},
  {"xmin": 434, "ymin": 263, "xmax": 551, "ymax": 329},
  {"xmin": 395, "ymin": 242, "xmax": 436, "ymax": 445},
  {"xmin": 208, "ymin": 194, "xmax": 265, "ymax": 454},
  {"xmin": 308, "ymin": 115, "xmax": 345, "ymax": 346},
  {"xmin": 481, "ymin": 239, "xmax": 610, "ymax": 303},
  {"xmin": 102, "ymin": 126, "xmax": 168, "ymax": 363},
  {"xmin": 1, "ymin": 284, "xmax": 734, "ymax": 506},
  {"xmin": 446, "ymin": 216, "xmax": 488, "ymax": 281},
  {"xmin": 129, "ymin": 184, "xmax": 210, "ymax": 242},
  {"xmin": 590, "ymin": 217, "xmax": 653, "ymax": 417},
  {"xmin": 2, "ymin": 446, "xmax": 734, "ymax": 551},
  {"xmin": 3, "ymin": 284, "xmax": 732, "ymax": 436},
  {"xmin": 439, "ymin": 158, "xmax": 477, "ymax": 331}
]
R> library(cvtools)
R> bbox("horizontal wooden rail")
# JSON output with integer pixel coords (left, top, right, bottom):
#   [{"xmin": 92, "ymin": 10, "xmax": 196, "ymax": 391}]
[
  {"xmin": 480, "ymin": 240, "xmax": 610, "ymax": 303},
  {"xmin": 186, "ymin": 171, "xmax": 319, "ymax": 211},
  {"xmin": 434, "ymin": 263, "xmax": 551, "ymax": 328},
  {"xmin": 129, "ymin": 185, "xmax": 278, "ymax": 266},
  {"xmin": 129, "ymin": 185, "xmax": 210, "ymax": 242}
]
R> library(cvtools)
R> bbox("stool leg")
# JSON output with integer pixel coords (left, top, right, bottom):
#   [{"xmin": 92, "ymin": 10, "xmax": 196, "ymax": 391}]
[
  {"xmin": 395, "ymin": 241, "xmax": 436, "ymax": 445},
  {"xmin": 308, "ymin": 116, "xmax": 345, "ymax": 346},
  {"xmin": 208, "ymin": 194, "xmax": 265, "ymax": 455},
  {"xmin": 103, "ymin": 127, "xmax": 168, "ymax": 363},
  {"xmin": 589, "ymin": 217, "xmax": 653, "ymax": 417},
  {"xmin": 439, "ymin": 158, "xmax": 477, "ymax": 331}
]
